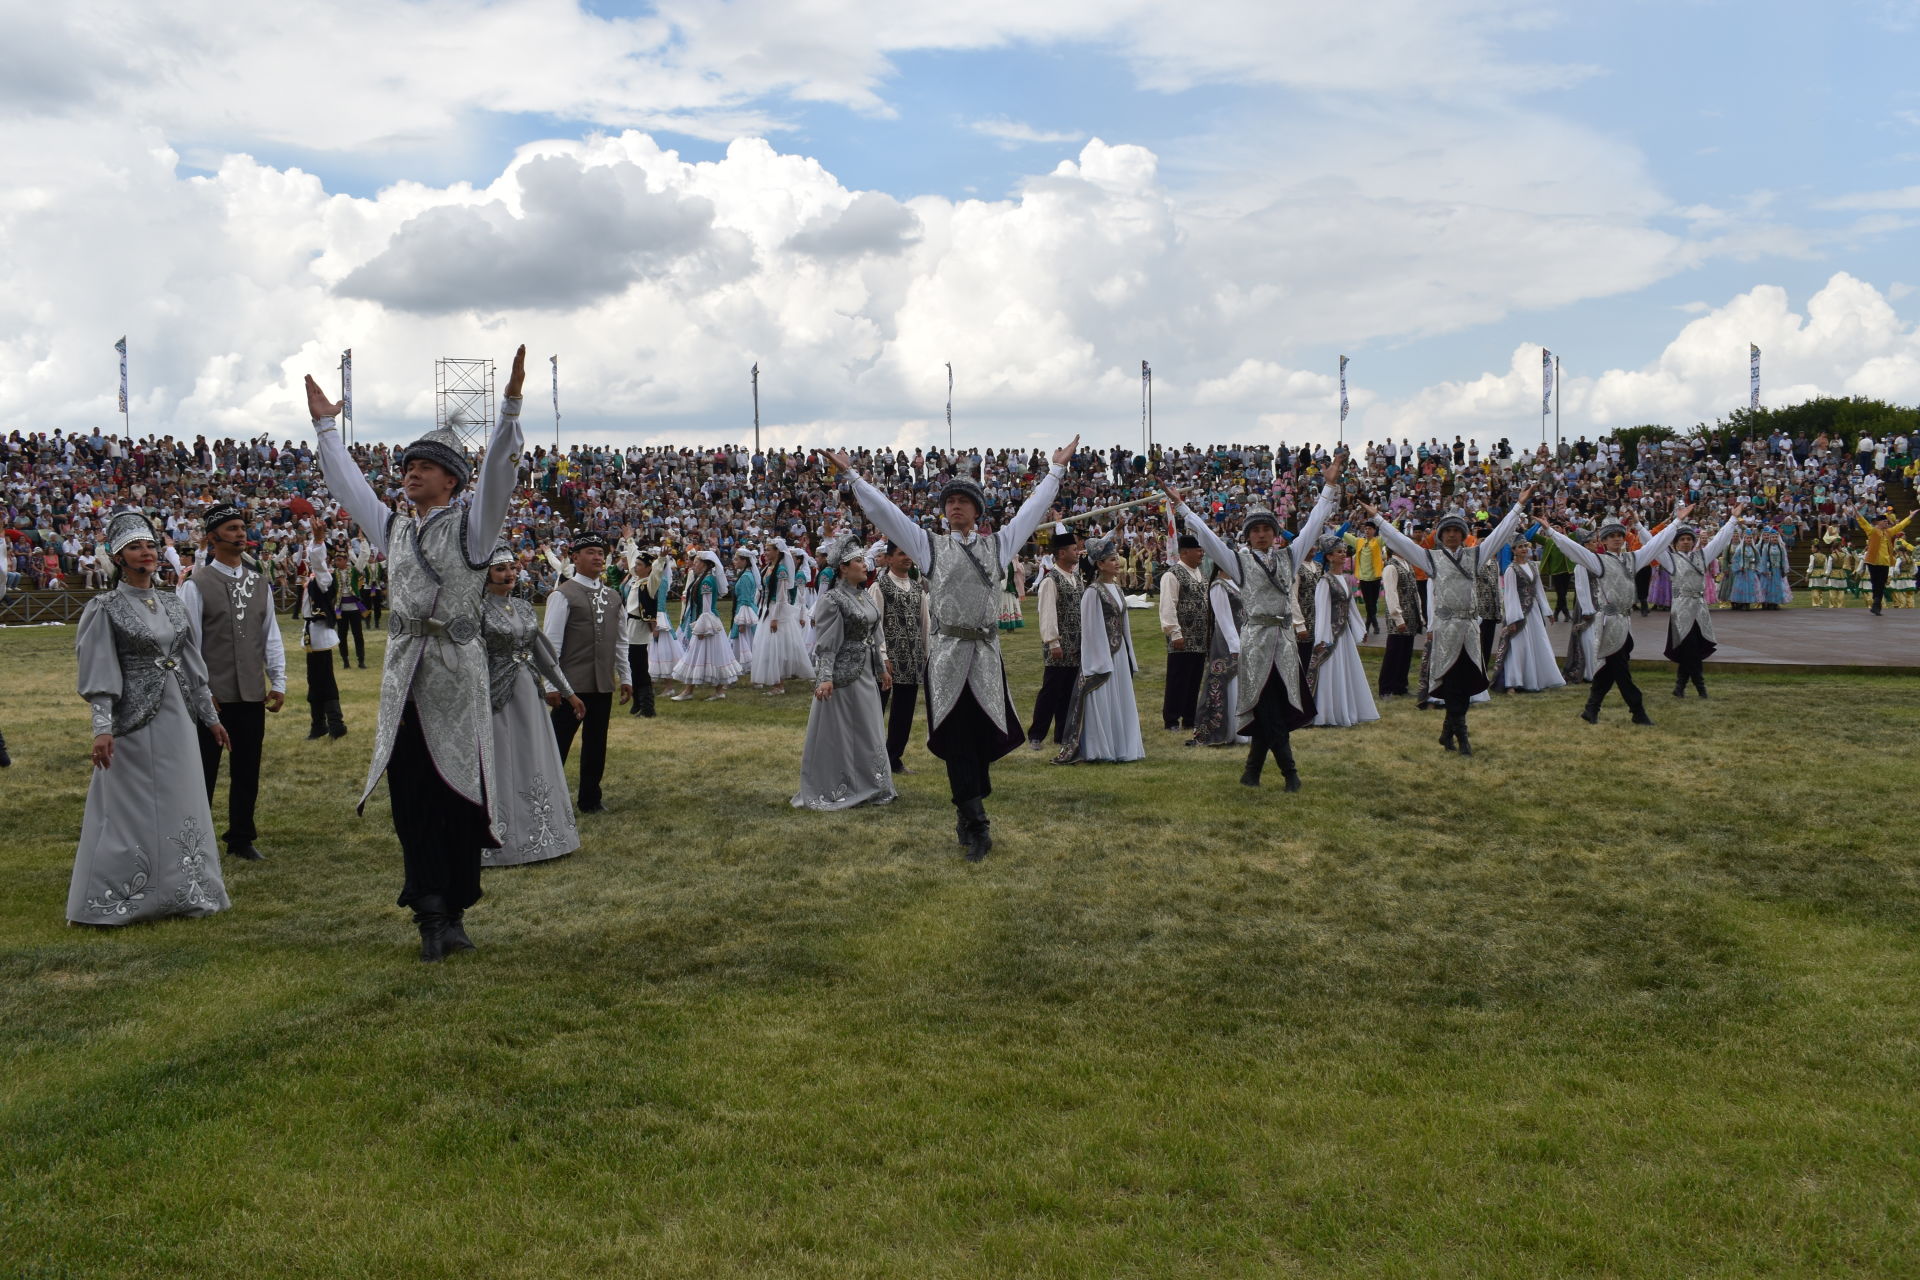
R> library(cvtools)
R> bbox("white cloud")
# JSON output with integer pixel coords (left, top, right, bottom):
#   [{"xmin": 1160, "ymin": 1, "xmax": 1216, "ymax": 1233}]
[
  {"xmin": 968, "ymin": 118, "xmax": 1089, "ymax": 147},
  {"xmin": 1364, "ymin": 274, "xmax": 1920, "ymax": 443},
  {"xmin": 1818, "ymin": 185, "xmax": 1920, "ymax": 211}
]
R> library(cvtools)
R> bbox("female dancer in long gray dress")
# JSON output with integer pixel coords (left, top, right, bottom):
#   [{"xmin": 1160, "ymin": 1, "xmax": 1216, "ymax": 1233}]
[
  {"xmin": 792, "ymin": 536, "xmax": 897, "ymax": 811},
  {"xmin": 69, "ymin": 511, "xmax": 233, "ymax": 926},
  {"xmin": 1053, "ymin": 535, "xmax": 1146, "ymax": 764},
  {"xmin": 481, "ymin": 545, "xmax": 584, "ymax": 866}
]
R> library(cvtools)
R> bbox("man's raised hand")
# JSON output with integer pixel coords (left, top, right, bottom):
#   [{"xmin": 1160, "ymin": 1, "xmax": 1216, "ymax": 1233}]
[
  {"xmin": 1323, "ymin": 456, "xmax": 1344, "ymax": 484},
  {"xmin": 828, "ymin": 450, "xmax": 856, "ymax": 476},
  {"xmin": 304, "ymin": 375, "xmax": 342, "ymax": 422},
  {"xmin": 1051, "ymin": 435, "xmax": 1081, "ymax": 468},
  {"xmin": 504, "ymin": 346, "xmax": 528, "ymax": 400}
]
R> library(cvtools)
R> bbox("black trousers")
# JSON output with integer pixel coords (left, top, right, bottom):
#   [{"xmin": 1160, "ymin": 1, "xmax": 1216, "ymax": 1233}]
[
  {"xmin": 929, "ymin": 687, "xmax": 1023, "ymax": 807},
  {"xmin": 1378, "ymin": 633, "xmax": 1415, "ymax": 696},
  {"xmin": 1358, "ymin": 579, "xmax": 1381, "ymax": 629},
  {"xmin": 1635, "ymin": 565, "xmax": 1652, "ymax": 609},
  {"xmin": 337, "ymin": 610, "xmax": 365, "ymax": 666},
  {"xmin": 306, "ymin": 650, "xmax": 340, "ymax": 709},
  {"xmin": 1551, "ymin": 572, "xmax": 1573, "ymax": 618},
  {"xmin": 552, "ymin": 690, "xmax": 614, "ymax": 808},
  {"xmin": 1588, "ymin": 638, "xmax": 1646, "ymax": 715},
  {"xmin": 879, "ymin": 680, "xmax": 920, "ymax": 770},
  {"xmin": 1869, "ymin": 563, "xmax": 1889, "ymax": 610},
  {"xmin": 1028, "ymin": 665, "xmax": 1078, "ymax": 745},
  {"xmin": 1247, "ymin": 671, "xmax": 1307, "ymax": 751},
  {"xmin": 389, "ymin": 700, "xmax": 489, "ymax": 912},
  {"xmin": 197, "ymin": 698, "xmax": 265, "ymax": 850},
  {"xmin": 627, "ymin": 644, "xmax": 654, "ymax": 712},
  {"xmin": 1163, "ymin": 651, "xmax": 1205, "ymax": 729}
]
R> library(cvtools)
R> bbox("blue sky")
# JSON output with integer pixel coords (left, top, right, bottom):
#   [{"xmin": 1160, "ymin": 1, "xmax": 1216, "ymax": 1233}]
[{"xmin": 7, "ymin": 0, "xmax": 1919, "ymax": 446}]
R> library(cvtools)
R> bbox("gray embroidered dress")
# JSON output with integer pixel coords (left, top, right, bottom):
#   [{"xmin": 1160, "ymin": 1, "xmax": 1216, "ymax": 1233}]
[
  {"xmin": 1179, "ymin": 482, "xmax": 1339, "ymax": 736},
  {"xmin": 68, "ymin": 584, "xmax": 231, "ymax": 926},
  {"xmin": 481, "ymin": 593, "xmax": 580, "ymax": 866},
  {"xmin": 312, "ymin": 401, "xmax": 523, "ymax": 834},
  {"xmin": 792, "ymin": 584, "xmax": 896, "ymax": 811}
]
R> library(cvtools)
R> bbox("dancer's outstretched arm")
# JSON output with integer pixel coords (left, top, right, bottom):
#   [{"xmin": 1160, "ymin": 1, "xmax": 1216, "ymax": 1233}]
[
  {"xmin": 305, "ymin": 375, "xmax": 389, "ymax": 553},
  {"xmin": 831, "ymin": 454, "xmax": 930, "ymax": 571},
  {"xmin": 1362, "ymin": 505, "xmax": 1435, "ymax": 577},
  {"xmin": 1632, "ymin": 505, "xmax": 1691, "ymax": 571},
  {"xmin": 465, "ymin": 346, "xmax": 527, "ymax": 564},
  {"xmin": 995, "ymin": 437, "xmax": 1078, "ymax": 569},
  {"xmin": 1159, "ymin": 481, "xmax": 1238, "ymax": 586},
  {"xmin": 1289, "ymin": 459, "xmax": 1346, "ymax": 570}
]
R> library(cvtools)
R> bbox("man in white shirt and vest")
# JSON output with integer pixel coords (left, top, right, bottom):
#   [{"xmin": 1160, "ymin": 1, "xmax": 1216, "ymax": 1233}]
[
  {"xmin": 1158, "ymin": 534, "xmax": 1209, "ymax": 731},
  {"xmin": 179, "ymin": 503, "xmax": 286, "ymax": 861},
  {"xmin": 542, "ymin": 532, "xmax": 632, "ymax": 813}
]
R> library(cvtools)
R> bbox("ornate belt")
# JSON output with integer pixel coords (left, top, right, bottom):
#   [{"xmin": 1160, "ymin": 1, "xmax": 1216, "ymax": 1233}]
[
  {"xmin": 393, "ymin": 612, "xmax": 480, "ymax": 644},
  {"xmin": 936, "ymin": 623, "xmax": 994, "ymax": 642},
  {"xmin": 1433, "ymin": 607, "xmax": 1478, "ymax": 621},
  {"xmin": 1245, "ymin": 613, "xmax": 1291, "ymax": 626}
]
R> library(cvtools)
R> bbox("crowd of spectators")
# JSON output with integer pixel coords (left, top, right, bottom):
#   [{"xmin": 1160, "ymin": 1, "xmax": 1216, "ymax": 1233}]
[{"xmin": 6, "ymin": 420, "xmax": 1915, "ymax": 601}]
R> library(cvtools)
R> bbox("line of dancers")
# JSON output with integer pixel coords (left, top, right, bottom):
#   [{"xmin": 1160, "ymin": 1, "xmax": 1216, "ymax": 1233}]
[{"xmin": 58, "ymin": 355, "xmax": 1770, "ymax": 957}]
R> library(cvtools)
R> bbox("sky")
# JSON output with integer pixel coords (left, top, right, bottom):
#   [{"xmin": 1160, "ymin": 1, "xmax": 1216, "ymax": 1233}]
[{"xmin": 3, "ymin": 0, "xmax": 1918, "ymax": 453}]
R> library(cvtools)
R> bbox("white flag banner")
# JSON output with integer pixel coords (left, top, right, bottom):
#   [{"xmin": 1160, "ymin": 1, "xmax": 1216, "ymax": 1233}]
[
  {"xmin": 340, "ymin": 348, "xmax": 353, "ymax": 421},
  {"xmin": 1749, "ymin": 344, "xmax": 1760, "ymax": 409},
  {"xmin": 115, "ymin": 336, "xmax": 127, "ymax": 413},
  {"xmin": 1542, "ymin": 348, "xmax": 1554, "ymax": 417},
  {"xmin": 1339, "ymin": 354, "xmax": 1349, "ymax": 423},
  {"xmin": 551, "ymin": 354, "xmax": 560, "ymax": 422}
]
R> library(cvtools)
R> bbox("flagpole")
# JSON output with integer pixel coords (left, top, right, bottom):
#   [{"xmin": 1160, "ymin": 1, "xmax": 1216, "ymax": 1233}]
[
  {"xmin": 550, "ymin": 355, "xmax": 561, "ymax": 452},
  {"xmin": 1141, "ymin": 360, "xmax": 1152, "ymax": 471},
  {"xmin": 1553, "ymin": 355, "xmax": 1561, "ymax": 458}
]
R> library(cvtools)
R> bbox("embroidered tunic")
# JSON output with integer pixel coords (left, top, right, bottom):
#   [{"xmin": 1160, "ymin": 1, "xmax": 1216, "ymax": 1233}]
[
  {"xmin": 1545, "ymin": 518, "xmax": 1684, "ymax": 659},
  {"xmin": 1653, "ymin": 520, "xmax": 1739, "ymax": 659},
  {"xmin": 1374, "ymin": 502, "xmax": 1530, "ymax": 683}
]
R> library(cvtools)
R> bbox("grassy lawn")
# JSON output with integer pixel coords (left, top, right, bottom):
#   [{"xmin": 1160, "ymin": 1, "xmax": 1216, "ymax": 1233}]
[{"xmin": 3, "ymin": 607, "xmax": 1917, "ymax": 1278}]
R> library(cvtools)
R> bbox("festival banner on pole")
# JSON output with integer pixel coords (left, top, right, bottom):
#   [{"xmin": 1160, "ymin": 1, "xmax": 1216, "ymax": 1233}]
[
  {"xmin": 115, "ymin": 337, "xmax": 127, "ymax": 413},
  {"xmin": 1542, "ymin": 348, "xmax": 1553, "ymax": 417},
  {"xmin": 1749, "ymin": 344, "xmax": 1760, "ymax": 409},
  {"xmin": 551, "ymin": 354, "xmax": 560, "ymax": 419},
  {"xmin": 1339, "ymin": 355, "xmax": 1349, "ymax": 425},
  {"xmin": 340, "ymin": 348, "xmax": 353, "ymax": 422}
]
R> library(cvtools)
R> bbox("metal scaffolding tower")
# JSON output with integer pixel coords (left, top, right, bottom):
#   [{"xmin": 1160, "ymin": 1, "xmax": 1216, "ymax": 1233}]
[{"xmin": 435, "ymin": 357, "xmax": 494, "ymax": 455}]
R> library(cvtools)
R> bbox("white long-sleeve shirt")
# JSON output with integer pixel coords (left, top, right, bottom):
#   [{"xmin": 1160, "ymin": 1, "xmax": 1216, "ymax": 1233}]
[
  {"xmin": 541, "ymin": 572, "xmax": 633, "ymax": 689},
  {"xmin": 312, "ymin": 398, "xmax": 522, "ymax": 565},
  {"xmin": 177, "ymin": 556, "xmax": 288, "ymax": 693}
]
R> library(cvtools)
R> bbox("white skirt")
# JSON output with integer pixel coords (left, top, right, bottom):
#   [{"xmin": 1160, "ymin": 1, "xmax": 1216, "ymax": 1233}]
[
  {"xmin": 1311, "ymin": 628, "xmax": 1380, "ymax": 728},
  {"xmin": 1497, "ymin": 611, "xmax": 1566, "ymax": 692},
  {"xmin": 672, "ymin": 612, "xmax": 742, "ymax": 686}
]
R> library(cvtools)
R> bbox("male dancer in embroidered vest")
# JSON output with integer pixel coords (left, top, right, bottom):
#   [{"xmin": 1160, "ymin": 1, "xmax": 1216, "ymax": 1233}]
[
  {"xmin": 178, "ymin": 503, "xmax": 285, "ymax": 862},
  {"xmin": 1543, "ymin": 506, "xmax": 1690, "ymax": 727},
  {"xmin": 873, "ymin": 541, "xmax": 930, "ymax": 774},
  {"xmin": 1027, "ymin": 529, "xmax": 1084, "ymax": 750},
  {"xmin": 304, "ymin": 346, "xmax": 525, "ymax": 963},
  {"xmin": 1158, "ymin": 536, "xmax": 1210, "ymax": 732},
  {"xmin": 1162, "ymin": 456, "xmax": 1343, "ymax": 792},
  {"xmin": 1363, "ymin": 484, "xmax": 1534, "ymax": 757},
  {"xmin": 297, "ymin": 529, "xmax": 351, "ymax": 742},
  {"xmin": 1377, "ymin": 547, "xmax": 1422, "ymax": 698},
  {"xmin": 621, "ymin": 548, "xmax": 657, "ymax": 717},
  {"xmin": 1651, "ymin": 503, "xmax": 1743, "ymax": 698},
  {"xmin": 542, "ymin": 532, "xmax": 632, "ymax": 813},
  {"xmin": 831, "ymin": 436, "xmax": 1078, "ymax": 862}
]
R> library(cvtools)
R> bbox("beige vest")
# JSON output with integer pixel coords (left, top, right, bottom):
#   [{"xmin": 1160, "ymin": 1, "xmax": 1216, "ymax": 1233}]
[
  {"xmin": 197, "ymin": 564, "xmax": 269, "ymax": 704},
  {"xmin": 557, "ymin": 577, "xmax": 619, "ymax": 693}
]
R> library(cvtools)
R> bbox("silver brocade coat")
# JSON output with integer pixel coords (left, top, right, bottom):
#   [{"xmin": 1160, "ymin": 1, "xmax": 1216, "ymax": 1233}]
[
  {"xmin": 1425, "ymin": 543, "xmax": 1498, "ymax": 680},
  {"xmin": 1666, "ymin": 548, "xmax": 1715, "ymax": 648},
  {"xmin": 361, "ymin": 506, "xmax": 495, "ymax": 826},
  {"xmin": 1230, "ymin": 544, "xmax": 1308, "ymax": 734},
  {"xmin": 925, "ymin": 530, "xmax": 1018, "ymax": 733},
  {"xmin": 1589, "ymin": 550, "xmax": 1639, "ymax": 658}
]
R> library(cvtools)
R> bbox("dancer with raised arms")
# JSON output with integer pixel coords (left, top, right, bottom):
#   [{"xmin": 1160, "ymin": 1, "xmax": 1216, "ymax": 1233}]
[
  {"xmin": 1543, "ymin": 505, "xmax": 1690, "ymax": 727},
  {"xmin": 304, "ymin": 345, "xmax": 526, "ymax": 962},
  {"xmin": 829, "ymin": 436, "xmax": 1078, "ymax": 862},
  {"xmin": 1360, "ymin": 482, "xmax": 1535, "ymax": 757},
  {"xmin": 1161, "ymin": 456, "xmax": 1342, "ymax": 792},
  {"xmin": 1650, "ymin": 503, "xmax": 1743, "ymax": 699}
]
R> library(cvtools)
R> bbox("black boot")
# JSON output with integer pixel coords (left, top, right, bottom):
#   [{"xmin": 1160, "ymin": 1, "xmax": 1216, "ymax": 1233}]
[
  {"xmin": 1673, "ymin": 674, "xmax": 1687, "ymax": 698},
  {"xmin": 1439, "ymin": 714, "xmax": 1457, "ymax": 751},
  {"xmin": 1627, "ymin": 693, "xmax": 1654, "ymax": 726},
  {"xmin": 1274, "ymin": 736, "xmax": 1301, "ymax": 792},
  {"xmin": 638, "ymin": 684, "xmax": 656, "ymax": 718},
  {"xmin": 357, "ymin": 656, "xmax": 367, "ymax": 669},
  {"xmin": 1240, "ymin": 740, "xmax": 1268, "ymax": 788},
  {"xmin": 326, "ymin": 700, "xmax": 348, "ymax": 739},
  {"xmin": 412, "ymin": 895, "xmax": 452, "ymax": 963},
  {"xmin": 307, "ymin": 706, "xmax": 328, "ymax": 740},
  {"xmin": 1579, "ymin": 694, "xmax": 1601, "ymax": 725},
  {"xmin": 1453, "ymin": 713, "xmax": 1472, "ymax": 758},
  {"xmin": 1692, "ymin": 672, "xmax": 1708, "ymax": 698},
  {"xmin": 958, "ymin": 798, "xmax": 992, "ymax": 862},
  {"xmin": 443, "ymin": 909, "xmax": 475, "ymax": 953},
  {"xmin": 0, "ymin": 728, "xmax": 10, "ymax": 768}
]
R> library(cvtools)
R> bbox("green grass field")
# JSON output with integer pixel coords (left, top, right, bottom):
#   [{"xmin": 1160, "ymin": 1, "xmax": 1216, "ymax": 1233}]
[{"xmin": 4, "ymin": 608, "xmax": 1918, "ymax": 1278}]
